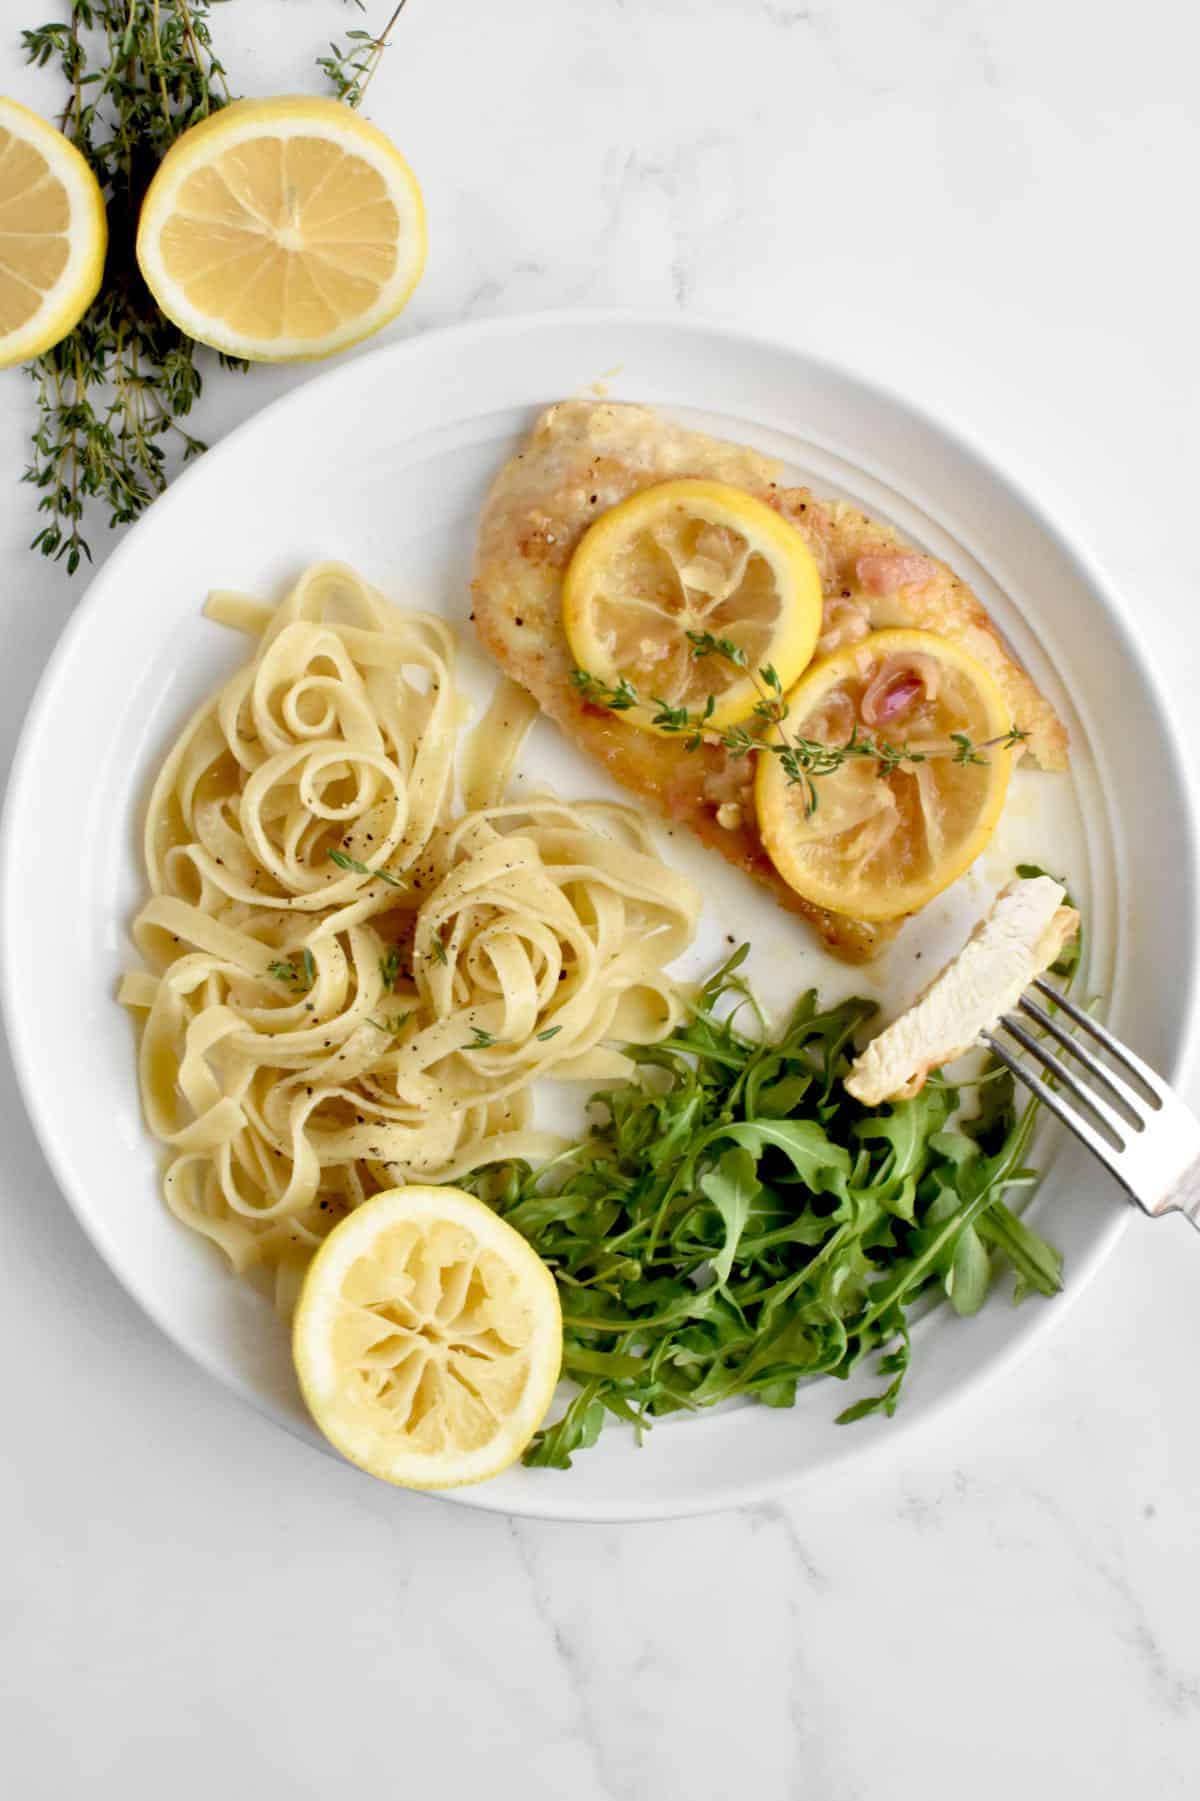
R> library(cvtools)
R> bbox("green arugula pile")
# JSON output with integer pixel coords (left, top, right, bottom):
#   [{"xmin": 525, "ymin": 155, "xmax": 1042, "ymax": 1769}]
[{"xmin": 466, "ymin": 946, "xmax": 1065, "ymax": 1469}]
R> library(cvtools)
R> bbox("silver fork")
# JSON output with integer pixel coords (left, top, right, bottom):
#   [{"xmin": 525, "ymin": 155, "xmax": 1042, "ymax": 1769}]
[{"xmin": 980, "ymin": 981, "xmax": 1200, "ymax": 1229}]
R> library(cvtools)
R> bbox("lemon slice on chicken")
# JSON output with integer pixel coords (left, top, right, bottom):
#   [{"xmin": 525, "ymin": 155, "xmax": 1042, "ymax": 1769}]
[
  {"xmin": 293, "ymin": 1185, "xmax": 561, "ymax": 1489},
  {"xmin": 563, "ymin": 479, "xmax": 823, "ymax": 731},
  {"xmin": 0, "ymin": 98, "xmax": 106, "ymax": 368},
  {"xmin": 755, "ymin": 628, "xmax": 1017, "ymax": 922},
  {"xmin": 136, "ymin": 96, "xmax": 426, "ymax": 363}
]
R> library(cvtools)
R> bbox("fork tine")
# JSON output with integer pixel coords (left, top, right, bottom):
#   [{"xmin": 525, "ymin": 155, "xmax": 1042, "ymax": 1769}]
[
  {"xmin": 1031, "ymin": 978, "xmax": 1164, "ymax": 1105},
  {"xmin": 980, "ymin": 1031, "xmax": 1125, "ymax": 1169},
  {"xmin": 1017, "ymin": 994, "xmax": 1152, "ymax": 1121},
  {"xmin": 997, "ymin": 1013, "xmax": 1134, "ymax": 1145}
]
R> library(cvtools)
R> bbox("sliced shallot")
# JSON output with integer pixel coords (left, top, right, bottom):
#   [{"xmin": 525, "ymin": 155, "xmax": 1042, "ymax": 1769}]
[{"xmin": 860, "ymin": 652, "xmax": 941, "ymax": 728}]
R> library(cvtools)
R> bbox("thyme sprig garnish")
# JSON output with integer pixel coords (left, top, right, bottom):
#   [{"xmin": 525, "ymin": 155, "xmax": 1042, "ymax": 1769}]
[
  {"xmin": 318, "ymin": 0, "xmax": 408, "ymax": 107},
  {"xmin": 572, "ymin": 631, "xmax": 1027, "ymax": 816}
]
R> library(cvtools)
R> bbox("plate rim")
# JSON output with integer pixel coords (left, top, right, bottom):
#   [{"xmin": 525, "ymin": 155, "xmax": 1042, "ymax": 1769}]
[{"xmin": 3, "ymin": 306, "xmax": 1197, "ymax": 1522}]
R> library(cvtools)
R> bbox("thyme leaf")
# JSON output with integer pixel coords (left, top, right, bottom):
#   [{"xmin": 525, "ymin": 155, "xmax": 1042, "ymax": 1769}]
[
  {"xmin": 367, "ymin": 1011, "xmax": 412, "ymax": 1036},
  {"xmin": 267, "ymin": 948, "xmax": 316, "ymax": 992},
  {"xmin": 329, "ymin": 849, "xmax": 406, "ymax": 886}
]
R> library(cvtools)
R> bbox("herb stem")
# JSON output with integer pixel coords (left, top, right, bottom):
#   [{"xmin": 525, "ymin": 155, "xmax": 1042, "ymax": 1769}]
[
  {"xmin": 572, "ymin": 638, "xmax": 1028, "ymax": 817},
  {"xmin": 318, "ymin": 0, "xmax": 408, "ymax": 108}
]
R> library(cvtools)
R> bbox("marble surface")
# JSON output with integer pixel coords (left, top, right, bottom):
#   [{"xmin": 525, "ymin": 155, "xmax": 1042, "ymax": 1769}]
[{"xmin": 3, "ymin": 2, "xmax": 1200, "ymax": 1796}]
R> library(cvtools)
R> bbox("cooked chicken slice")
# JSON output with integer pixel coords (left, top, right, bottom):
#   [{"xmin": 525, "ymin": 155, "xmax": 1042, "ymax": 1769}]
[
  {"xmin": 843, "ymin": 876, "xmax": 1080, "ymax": 1105},
  {"xmin": 472, "ymin": 400, "xmax": 1068, "ymax": 963}
]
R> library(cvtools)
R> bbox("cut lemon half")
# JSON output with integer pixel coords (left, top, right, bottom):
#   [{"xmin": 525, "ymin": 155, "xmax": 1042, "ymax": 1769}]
[
  {"xmin": 136, "ymin": 96, "xmax": 426, "ymax": 363},
  {"xmin": 293, "ymin": 1185, "xmax": 561, "ymax": 1489},
  {"xmin": 0, "ymin": 97, "xmax": 106, "ymax": 369},
  {"xmin": 563, "ymin": 478, "xmax": 823, "ymax": 731},
  {"xmin": 755, "ymin": 628, "xmax": 1017, "ymax": 922}
]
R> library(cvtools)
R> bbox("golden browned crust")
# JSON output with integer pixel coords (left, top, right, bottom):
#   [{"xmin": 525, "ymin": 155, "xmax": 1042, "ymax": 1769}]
[{"xmin": 471, "ymin": 401, "xmax": 1068, "ymax": 964}]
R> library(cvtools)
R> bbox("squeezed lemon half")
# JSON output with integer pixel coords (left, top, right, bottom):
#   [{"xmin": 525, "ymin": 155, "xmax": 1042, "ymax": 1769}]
[
  {"xmin": 0, "ymin": 97, "xmax": 107, "ymax": 368},
  {"xmin": 563, "ymin": 478, "xmax": 823, "ymax": 731},
  {"xmin": 136, "ymin": 95, "xmax": 426, "ymax": 363},
  {"xmin": 755, "ymin": 628, "xmax": 1016, "ymax": 922},
  {"xmin": 293, "ymin": 1186, "xmax": 562, "ymax": 1489}
]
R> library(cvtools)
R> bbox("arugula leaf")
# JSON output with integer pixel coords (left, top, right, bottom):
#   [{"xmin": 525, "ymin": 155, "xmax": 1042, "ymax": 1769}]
[
  {"xmin": 946, "ymin": 1223, "xmax": 991, "ymax": 1316},
  {"xmin": 523, "ymin": 1386, "xmax": 607, "ymax": 1469},
  {"xmin": 699, "ymin": 1147, "xmax": 759, "ymax": 1286},
  {"xmin": 856, "ymin": 1085, "xmax": 955, "ymax": 1183},
  {"xmin": 719, "ymin": 1118, "xmax": 851, "ymax": 1192},
  {"xmin": 976, "ymin": 1199, "xmax": 1064, "ymax": 1301}
]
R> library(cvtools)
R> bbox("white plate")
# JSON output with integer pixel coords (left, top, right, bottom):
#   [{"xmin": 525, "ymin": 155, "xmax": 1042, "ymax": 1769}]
[{"xmin": 3, "ymin": 312, "xmax": 1197, "ymax": 1522}]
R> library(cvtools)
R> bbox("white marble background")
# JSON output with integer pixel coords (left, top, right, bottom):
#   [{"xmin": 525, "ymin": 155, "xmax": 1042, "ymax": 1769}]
[{"xmin": 3, "ymin": 2, "xmax": 1200, "ymax": 1796}]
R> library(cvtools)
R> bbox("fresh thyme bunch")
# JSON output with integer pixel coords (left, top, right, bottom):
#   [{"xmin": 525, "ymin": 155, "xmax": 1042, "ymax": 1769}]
[
  {"xmin": 17, "ymin": 0, "xmax": 403, "ymax": 574},
  {"xmin": 20, "ymin": 2, "xmax": 242, "ymax": 573}
]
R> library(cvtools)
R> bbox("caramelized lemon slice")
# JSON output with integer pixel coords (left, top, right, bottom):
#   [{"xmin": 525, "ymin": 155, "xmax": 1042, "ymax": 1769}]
[
  {"xmin": 755, "ymin": 628, "xmax": 1016, "ymax": 922},
  {"xmin": 0, "ymin": 98, "xmax": 106, "ymax": 369},
  {"xmin": 136, "ymin": 96, "xmax": 426, "ymax": 363},
  {"xmin": 293, "ymin": 1186, "xmax": 561, "ymax": 1489},
  {"xmin": 563, "ymin": 478, "xmax": 823, "ymax": 731}
]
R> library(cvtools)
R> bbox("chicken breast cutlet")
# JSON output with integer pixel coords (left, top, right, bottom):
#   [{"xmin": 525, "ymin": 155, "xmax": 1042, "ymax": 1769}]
[
  {"xmin": 471, "ymin": 401, "xmax": 1068, "ymax": 964},
  {"xmin": 844, "ymin": 876, "xmax": 1079, "ymax": 1104}
]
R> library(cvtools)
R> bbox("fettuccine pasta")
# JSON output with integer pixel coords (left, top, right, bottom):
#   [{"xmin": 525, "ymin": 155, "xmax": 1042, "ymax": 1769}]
[{"xmin": 120, "ymin": 563, "xmax": 699, "ymax": 1311}]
